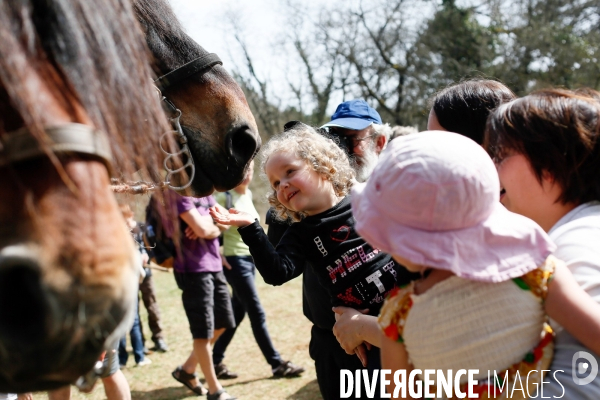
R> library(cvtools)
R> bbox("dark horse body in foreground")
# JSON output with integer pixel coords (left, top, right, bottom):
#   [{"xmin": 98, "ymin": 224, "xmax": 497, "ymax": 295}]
[{"xmin": 0, "ymin": 0, "xmax": 259, "ymax": 392}]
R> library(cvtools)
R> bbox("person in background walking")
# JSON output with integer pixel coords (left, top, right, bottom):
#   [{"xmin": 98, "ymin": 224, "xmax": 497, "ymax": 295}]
[
  {"xmin": 138, "ymin": 259, "xmax": 168, "ymax": 353},
  {"xmin": 166, "ymin": 193, "xmax": 237, "ymax": 400},
  {"xmin": 211, "ymin": 161, "xmax": 304, "ymax": 379}
]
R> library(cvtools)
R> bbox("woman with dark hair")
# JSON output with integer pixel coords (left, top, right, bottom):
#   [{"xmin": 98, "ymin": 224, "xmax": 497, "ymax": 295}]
[
  {"xmin": 485, "ymin": 88, "xmax": 600, "ymax": 398},
  {"xmin": 428, "ymin": 79, "xmax": 516, "ymax": 144}
]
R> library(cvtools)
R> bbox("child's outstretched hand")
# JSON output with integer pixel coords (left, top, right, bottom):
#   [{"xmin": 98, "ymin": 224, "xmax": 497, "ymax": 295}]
[{"xmin": 210, "ymin": 203, "xmax": 255, "ymax": 228}]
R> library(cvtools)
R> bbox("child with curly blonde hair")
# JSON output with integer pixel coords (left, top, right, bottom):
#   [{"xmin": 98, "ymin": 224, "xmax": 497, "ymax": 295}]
[{"xmin": 210, "ymin": 124, "xmax": 416, "ymax": 364}]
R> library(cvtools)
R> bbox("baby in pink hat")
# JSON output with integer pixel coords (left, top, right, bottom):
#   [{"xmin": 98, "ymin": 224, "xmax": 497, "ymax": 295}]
[{"xmin": 352, "ymin": 130, "xmax": 600, "ymax": 399}]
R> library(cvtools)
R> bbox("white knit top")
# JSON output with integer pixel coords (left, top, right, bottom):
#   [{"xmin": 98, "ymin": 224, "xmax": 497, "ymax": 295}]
[
  {"xmin": 402, "ymin": 276, "xmax": 546, "ymax": 382},
  {"xmin": 379, "ymin": 259, "xmax": 556, "ymax": 400}
]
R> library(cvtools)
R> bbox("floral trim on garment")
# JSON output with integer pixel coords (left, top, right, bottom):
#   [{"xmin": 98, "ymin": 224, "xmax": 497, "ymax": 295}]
[
  {"xmin": 378, "ymin": 285, "xmax": 413, "ymax": 343},
  {"xmin": 378, "ymin": 257, "xmax": 557, "ymax": 399},
  {"xmin": 512, "ymin": 255, "xmax": 556, "ymax": 301},
  {"xmin": 378, "ymin": 257, "xmax": 557, "ymax": 344}
]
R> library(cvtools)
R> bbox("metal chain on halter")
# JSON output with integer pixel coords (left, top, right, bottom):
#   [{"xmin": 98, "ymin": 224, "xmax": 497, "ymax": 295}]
[
  {"xmin": 157, "ymin": 87, "xmax": 196, "ymax": 191},
  {"xmin": 109, "ymin": 87, "xmax": 195, "ymax": 194},
  {"xmin": 110, "ymin": 53, "xmax": 222, "ymax": 195}
]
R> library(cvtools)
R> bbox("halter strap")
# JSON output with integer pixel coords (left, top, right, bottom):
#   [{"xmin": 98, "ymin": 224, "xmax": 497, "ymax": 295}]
[
  {"xmin": 0, "ymin": 123, "xmax": 113, "ymax": 170},
  {"xmin": 154, "ymin": 53, "xmax": 222, "ymax": 91}
]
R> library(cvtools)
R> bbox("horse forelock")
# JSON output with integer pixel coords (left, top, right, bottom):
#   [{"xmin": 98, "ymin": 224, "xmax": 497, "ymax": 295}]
[
  {"xmin": 133, "ymin": 0, "xmax": 209, "ymax": 73},
  {"xmin": 0, "ymin": 0, "xmax": 170, "ymax": 178}
]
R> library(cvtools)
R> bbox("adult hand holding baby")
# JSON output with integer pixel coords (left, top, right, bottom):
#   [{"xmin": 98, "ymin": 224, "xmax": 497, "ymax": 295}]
[
  {"xmin": 333, "ymin": 307, "xmax": 374, "ymax": 367},
  {"xmin": 332, "ymin": 307, "xmax": 371, "ymax": 353}
]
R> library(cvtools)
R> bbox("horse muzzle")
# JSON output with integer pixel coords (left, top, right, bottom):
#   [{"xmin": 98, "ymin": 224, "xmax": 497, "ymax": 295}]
[{"xmin": 0, "ymin": 244, "xmax": 136, "ymax": 392}]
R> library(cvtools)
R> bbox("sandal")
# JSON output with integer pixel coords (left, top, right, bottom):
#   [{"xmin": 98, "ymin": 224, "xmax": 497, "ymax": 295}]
[
  {"xmin": 207, "ymin": 389, "xmax": 236, "ymax": 400},
  {"xmin": 172, "ymin": 366, "xmax": 208, "ymax": 396}
]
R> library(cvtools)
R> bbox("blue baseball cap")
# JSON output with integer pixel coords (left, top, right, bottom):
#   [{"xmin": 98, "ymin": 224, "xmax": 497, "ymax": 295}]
[{"xmin": 321, "ymin": 99, "xmax": 382, "ymax": 130}]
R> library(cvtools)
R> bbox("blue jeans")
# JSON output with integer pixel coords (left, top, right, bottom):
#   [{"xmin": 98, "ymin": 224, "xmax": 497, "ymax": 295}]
[
  {"xmin": 212, "ymin": 256, "xmax": 283, "ymax": 369},
  {"xmin": 118, "ymin": 297, "xmax": 145, "ymax": 365}
]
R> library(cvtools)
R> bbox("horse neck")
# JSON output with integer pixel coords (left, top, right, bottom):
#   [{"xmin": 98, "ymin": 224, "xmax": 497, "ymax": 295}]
[{"xmin": 134, "ymin": 0, "xmax": 209, "ymax": 74}]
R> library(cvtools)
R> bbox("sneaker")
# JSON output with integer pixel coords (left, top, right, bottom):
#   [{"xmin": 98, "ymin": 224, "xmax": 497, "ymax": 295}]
[
  {"xmin": 152, "ymin": 338, "xmax": 169, "ymax": 353},
  {"xmin": 272, "ymin": 360, "xmax": 305, "ymax": 377},
  {"xmin": 143, "ymin": 347, "xmax": 152, "ymax": 355},
  {"xmin": 214, "ymin": 362, "xmax": 238, "ymax": 379},
  {"xmin": 136, "ymin": 358, "xmax": 152, "ymax": 367}
]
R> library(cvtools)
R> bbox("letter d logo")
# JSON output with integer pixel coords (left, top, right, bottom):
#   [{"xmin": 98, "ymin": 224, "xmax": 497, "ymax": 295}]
[{"xmin": 572, "ymin": 351, "xmax": 599, "ymax": 385}]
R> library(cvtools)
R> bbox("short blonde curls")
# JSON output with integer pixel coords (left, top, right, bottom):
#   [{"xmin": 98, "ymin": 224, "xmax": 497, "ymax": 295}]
[{"xmin": 261, "ymin": 124, "xmax": 355, "ymax": 222}]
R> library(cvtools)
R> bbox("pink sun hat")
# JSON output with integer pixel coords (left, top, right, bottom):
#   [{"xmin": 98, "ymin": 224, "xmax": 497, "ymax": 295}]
[{"xmin": 351, "ymin": 130, "xmax": 556, "ymax": 283}]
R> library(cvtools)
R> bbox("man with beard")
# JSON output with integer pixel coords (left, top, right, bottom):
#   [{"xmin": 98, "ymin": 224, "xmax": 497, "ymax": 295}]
[{"xmin": 320, "ymin": 99, "xmax": 391, "ymax": 182}]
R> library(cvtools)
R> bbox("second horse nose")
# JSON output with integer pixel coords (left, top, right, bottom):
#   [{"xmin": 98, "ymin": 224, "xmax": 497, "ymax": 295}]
[{"xmin": 225, "ymin": 125, "xmax": 261, "ymax": 165}]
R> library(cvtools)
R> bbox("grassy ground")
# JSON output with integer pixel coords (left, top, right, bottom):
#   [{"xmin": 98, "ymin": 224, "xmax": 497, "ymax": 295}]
[{"xmin": 33, "ymin": 268, "xmax": 322, "ymax": 400}]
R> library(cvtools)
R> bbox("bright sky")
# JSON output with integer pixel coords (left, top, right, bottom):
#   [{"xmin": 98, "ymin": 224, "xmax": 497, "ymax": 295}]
[
  {"xmin": 170, "ymin": 0, "xmax": 282, "ymax": 64},
  {"xmin": 169, "ymin": 0, "xmax": 329, "ymax": 108}
]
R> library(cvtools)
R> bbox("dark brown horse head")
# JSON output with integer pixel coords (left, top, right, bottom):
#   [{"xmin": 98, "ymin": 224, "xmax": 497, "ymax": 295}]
[
  {"xmin": 0, "ymin": 0, "xmax": 170, "ymax": 392},
  {"xmin": 134, "ymin": 0, "xmax": 261, "ymax": 196}
]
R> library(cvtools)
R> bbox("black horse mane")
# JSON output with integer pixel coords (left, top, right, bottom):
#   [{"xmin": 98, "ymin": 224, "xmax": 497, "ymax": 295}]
[{"xmin": 133, "ymin": 0, "xmax": 208, "ymax": 74}]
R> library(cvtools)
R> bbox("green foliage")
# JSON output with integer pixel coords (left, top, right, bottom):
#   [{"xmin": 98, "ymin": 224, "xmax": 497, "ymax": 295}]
[
  {"xmin": 485, "ymin": 0, "xmax": 600, "ymax": 94},
  {"xmin": 418, "ymin": 0, "xmax": 495, "ymax": 82}
]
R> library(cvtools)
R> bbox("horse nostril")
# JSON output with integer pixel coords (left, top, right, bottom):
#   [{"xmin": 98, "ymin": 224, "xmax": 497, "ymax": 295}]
[
  {"xmin": 225, "ymin": 126, "xmax": 260, "ymax": 164},
  {"xmin": 0, "ymin": 259, "xmax": 47, "ymax": 345}
]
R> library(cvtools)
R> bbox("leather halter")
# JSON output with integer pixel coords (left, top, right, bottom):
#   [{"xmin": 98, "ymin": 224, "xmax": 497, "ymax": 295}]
[
  {"xmin": 0, "ymin": 53, "xmax": 222, "ymax": 193},
  {"xmin": 152, "ymin": 52, "xmax": 222, "ymax": 192},
  {"xmin": 154, "ymin": 53, "xmax": 222, "ymax": 91},
  {"xmin": 0, "ymin": 123, "xmax": 113, "ymax": 170}
]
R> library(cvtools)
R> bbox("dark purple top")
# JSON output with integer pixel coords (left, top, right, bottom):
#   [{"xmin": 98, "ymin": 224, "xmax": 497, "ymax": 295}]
[{"xmin": 173, "ymin": 195, "xmax": 222, "ymax": 273}]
